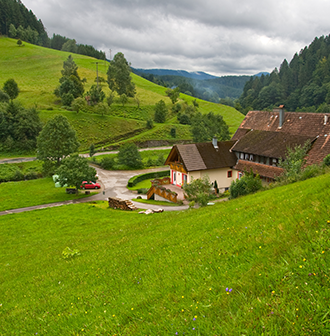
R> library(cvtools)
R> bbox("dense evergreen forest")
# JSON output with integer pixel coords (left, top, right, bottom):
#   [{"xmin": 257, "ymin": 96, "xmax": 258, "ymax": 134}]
[
  {"xmin": 239, "ymin": 35, "xmax": 330, "ymax": 114},
  {"xmin": 0, "ymin": 0, "xmax": 105, "ymax": 60}
]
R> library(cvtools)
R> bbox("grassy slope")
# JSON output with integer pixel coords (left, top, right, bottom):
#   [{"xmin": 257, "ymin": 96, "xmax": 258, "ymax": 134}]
[
  {"xmin": 0, "ymin": 174, "xmax": 329, "ymax": 335},
  {"xmin": 0, "ymin": 37, "xmax": 244, "ymax": 150}
]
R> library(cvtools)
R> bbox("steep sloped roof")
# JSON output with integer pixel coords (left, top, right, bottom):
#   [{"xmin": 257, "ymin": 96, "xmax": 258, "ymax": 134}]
[
  {"xmin": 232, "ymin": 111, "xmax": 330, "ymax": 165},
  {"xmin": 165, "ymin": 141, "xmax": 237, "ymax": 172},
  {"xmin": 231, "ymin": 130, "xmax": 316, "ymax": 159}
]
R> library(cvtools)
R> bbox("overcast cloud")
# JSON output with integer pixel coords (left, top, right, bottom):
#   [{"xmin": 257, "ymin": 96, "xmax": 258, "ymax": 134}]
[{"xmin": 23, "ymin": 0, "xmax": 330, "ymax": 76}]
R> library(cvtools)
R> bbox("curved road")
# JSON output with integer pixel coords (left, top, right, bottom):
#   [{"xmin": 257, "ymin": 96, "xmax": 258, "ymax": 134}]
[{"xmin": 0, "ymin": 165, "xmax": 188, "ymax": 216}]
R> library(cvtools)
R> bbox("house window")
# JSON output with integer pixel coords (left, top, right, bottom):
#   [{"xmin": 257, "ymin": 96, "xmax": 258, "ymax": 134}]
[
  {"xmin": 240, "ymin": 152, "xmax": 244, "ymax": 159},
  {"xmin": 227, "ymin": 170, "xmax": 232, "ymax": 178},
  {"xmin": 249, "ymin": 154, "xmax": 254, "ymax": 161},
  {"xmin": 238, "ymin": 172, "xmax": 243, "ymax": 180},
  {"xmin": 245, "ymin": 153, "xmax": 249, "ymax": 160},
  {"xmin": 272, "ymin": 158, "xmax": 277, "ymax": 166}
]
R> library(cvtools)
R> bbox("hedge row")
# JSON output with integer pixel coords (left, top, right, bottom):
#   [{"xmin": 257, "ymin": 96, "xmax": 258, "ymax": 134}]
[
  {"xmin": 127, "ymin": 170, "xmax": 170, "ymax": 188},
  {"xmin": 0, "ymin": 164, "xmax": 42, "ymax": 183}
]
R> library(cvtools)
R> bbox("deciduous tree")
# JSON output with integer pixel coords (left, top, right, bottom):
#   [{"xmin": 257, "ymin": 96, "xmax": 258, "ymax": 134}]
[
  {"xmin": 3, "ymin": 78, "xmax": 19, "ymax": 101},
  {"xmin": 56, "ymin": 154, "xmax": 97, "ymax": 194},
  {"xmin": 117, "ymin": 143, "xmax": 142, "ymax": 168},
  {"xmin": 154, "ymin": 100, "xmax": 167, "ymax": 123},
  {"xmin": 37, "ymin": 115, "xmax": 80, "ymax": 166},
  {"xmin": 191, "ymin": 112, "xmax": 230, "ymax": 143}
]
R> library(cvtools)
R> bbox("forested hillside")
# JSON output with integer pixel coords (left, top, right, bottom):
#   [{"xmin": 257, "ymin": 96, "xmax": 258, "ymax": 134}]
[
  {"xmin": 0, "ymin": 0, "xmax": 105, "ymax": 59},
  {"xmin": 239, "ymin": 34, "xmax": 330, "ymax": 114},
  {"xmin": 133, "ymin": 68, "xmax": 250, "ymax": 103}
]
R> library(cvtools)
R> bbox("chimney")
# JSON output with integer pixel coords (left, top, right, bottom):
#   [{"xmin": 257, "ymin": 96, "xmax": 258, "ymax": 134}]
[
  {"xmin": 324, "ymin": 115, "xmax": 328, "ymax": 125},
  {"xmin": 212, "ymin": 137, "xmax": 218, "ymax": 149},
  {"xmin": 278, "ymin": 105, "xmax": 285, "ymax": 128}
]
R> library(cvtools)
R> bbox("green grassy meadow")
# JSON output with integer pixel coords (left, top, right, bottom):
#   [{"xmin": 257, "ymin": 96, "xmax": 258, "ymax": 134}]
[
  {"xmin": 0, "ymin": 178, "xmax": 94, "ymax": 211},
  {"xmin": 0, "ymin": 173, "xmax": 329, "ymax": 335},
  {"xmin": 0, "ymin": 37, "xmax": 244, "ymax": 151}
]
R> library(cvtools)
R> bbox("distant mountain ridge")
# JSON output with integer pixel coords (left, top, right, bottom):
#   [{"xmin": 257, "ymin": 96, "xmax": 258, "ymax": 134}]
[
  {"xmin": 133, "ymin": 68, "xmax": 217, "ymax": 80},
  {"xmin": 132, "ymin": 68, "xmax": 269, "ymax": 103}
]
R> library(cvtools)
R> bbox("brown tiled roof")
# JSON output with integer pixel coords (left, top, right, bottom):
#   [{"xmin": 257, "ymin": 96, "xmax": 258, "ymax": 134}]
[
  {"xmin": 165, "ymin": 141, "xmax": 237, "ymax": 172},
  {"xmin": 234, "ymin": 160, "xmax": 284, "ymax": 179},
  {"xmin": 231, "ymin": 130, "xmax": 315, "ymax": 159},
  {"xmin": 176, "ymin": 144, "xmax": 206, "ymax": 171},
  {"xmin": 232, "ymin": 111, "xmax": 330, "ymax": 165}
]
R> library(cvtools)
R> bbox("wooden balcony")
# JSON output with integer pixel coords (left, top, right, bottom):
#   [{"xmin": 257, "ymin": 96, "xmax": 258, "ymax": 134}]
[{"xmin": 169, "ymin": 162, "xmax": 187, "ymax": 174}]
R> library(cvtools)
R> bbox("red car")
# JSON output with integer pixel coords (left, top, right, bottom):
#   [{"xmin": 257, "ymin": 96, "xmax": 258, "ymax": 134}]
[{"xmin": 81, "ymin": 181, "xmax": 101, "ymax": 189}]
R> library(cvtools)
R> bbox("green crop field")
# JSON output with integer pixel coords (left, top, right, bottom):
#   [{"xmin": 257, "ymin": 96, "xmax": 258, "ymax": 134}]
[
  {"xmin": 0, "ymin": 37, "xmax": 244, "ymax": 152},
  {"xmin": 0, "ymin": 173, "xmax": 329, "ymax": 335}
]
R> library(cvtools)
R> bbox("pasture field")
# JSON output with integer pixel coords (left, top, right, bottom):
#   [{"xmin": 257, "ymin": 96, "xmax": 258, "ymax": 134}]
[
  {"xmin": 0, "ymin": 173, "xmax": 329, "ymax": 335},
  {"xmin": 0, "ymin": 178, "xmax": 94, "ymax": 211},
  {"xmin": 0, "ymin": 37, "xmax": 244, "ymax": 151}
]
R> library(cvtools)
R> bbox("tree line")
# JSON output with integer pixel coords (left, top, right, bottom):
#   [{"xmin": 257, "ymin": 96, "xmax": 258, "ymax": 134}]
[
  {"xmin": 239, "ymin": 34, "xmax": 330, "ymax": 114},
  {"xmin": 1, "ymin": 0, "xmax": 105, "ymax": 60}
]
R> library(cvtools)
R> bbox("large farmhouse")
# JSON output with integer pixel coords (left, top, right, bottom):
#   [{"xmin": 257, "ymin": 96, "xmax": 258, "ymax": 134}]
[
  {"xmin": 165, "ymin": 106, "xmax": 330, "ymax": 189},
  {"xmin": 232, "ymin": 106, "xmax": 330, "ymax": 182}
]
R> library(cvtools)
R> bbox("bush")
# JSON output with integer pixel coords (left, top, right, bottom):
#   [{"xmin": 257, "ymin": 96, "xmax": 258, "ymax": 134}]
[
  {"xmin": 183, "ymin": 175, "xmax": 213, "ymax": 207},
  {"xmin": 25, "ymin": 171, "xmax": 39, "ymax": 180},
  {"xmin": 0, "ymin": 164, "xmax": 24, "ymax": 183},
  {"xmin": 146, "ymin": 119, "xmax": 154, "ymax": 129},
  {"xmin": 323, "ymin": 154, "xmax": 330, "ymax": 166},
  {"xmin": 229, "ymin": 172, "xmax": 262, "ymax": 199},
  {"xmin": 99, "ymin": 157, "xmax": 115, "ymax": 170},
  {"xmin": 170, "ymin": 128, "xmax": 176, "ymax": 138}
]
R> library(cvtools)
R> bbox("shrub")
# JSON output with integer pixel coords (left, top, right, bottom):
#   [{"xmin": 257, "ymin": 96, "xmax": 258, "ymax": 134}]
[
  {"xmin": 229, "ymin": 172, "xmax": 262, "ymax": 199},
  {"xmin": 183, "ymin": 175, "xmax": 213, "ymax": 207},
  {"xmin": 170, "ymin": 128, "xmax": 176, "ymax": 138},
  {"xmin": 146, "ymin": 119, "xmax": 154, "ymax": 129},
  {"xmin": 323, "ymin": 154, "xmax": 330, "ymax": 166},
  {"xmin": 0, "ymin": 164, "xmax": 24, "ymax": 182},
  {"xmin": 99, "ymin": 157, "xmax": 115, "ymax": 170}
]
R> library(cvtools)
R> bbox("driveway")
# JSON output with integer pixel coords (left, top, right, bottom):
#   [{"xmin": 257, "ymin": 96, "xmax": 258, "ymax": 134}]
[
  {"xmin": 0, "ymin": 165, "xmax": 188, "ymax": 216},
  {"xmin": 88, "ymin": 166, "xmax": 188, "ymax": 211}
]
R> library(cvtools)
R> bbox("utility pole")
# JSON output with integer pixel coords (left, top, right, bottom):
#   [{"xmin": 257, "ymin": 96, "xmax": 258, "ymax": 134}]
[{"xmin": 92, "ymin": 62, "xmax": 99, "ymax": 88}]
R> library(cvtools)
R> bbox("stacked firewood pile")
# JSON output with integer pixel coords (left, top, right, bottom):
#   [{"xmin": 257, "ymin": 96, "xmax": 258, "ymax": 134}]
[{"xmin": 108, "ymin": 197, "xmax": 138, "ymax": 211}]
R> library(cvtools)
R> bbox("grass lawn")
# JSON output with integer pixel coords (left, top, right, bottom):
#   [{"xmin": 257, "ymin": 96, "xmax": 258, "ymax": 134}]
[
  {"xmin": 0, "ymin": 174, "xmax": 329, "ymax": 334},
  {"xmin": 0, "ymin": 178, "xmax": 95, "ymax": 211}
]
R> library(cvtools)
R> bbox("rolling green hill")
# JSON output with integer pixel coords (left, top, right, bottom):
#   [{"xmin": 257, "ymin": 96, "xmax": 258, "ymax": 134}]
[
  {"xmin": 0, "ymin": 37, "xmax": 244, "ymax": 150},
  {"xmin": 0, "ymin": 171, "xmax": 329, "ymax": 334}
]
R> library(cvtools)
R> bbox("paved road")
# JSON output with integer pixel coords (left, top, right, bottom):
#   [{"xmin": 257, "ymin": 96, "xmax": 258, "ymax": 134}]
[
  {"xmin": 0, "ymin": 165, "xmax": 188, "ymax": 216},
  {"xmin": 0, "ymin": 146, "xmax": 172, "ymax": 164}
]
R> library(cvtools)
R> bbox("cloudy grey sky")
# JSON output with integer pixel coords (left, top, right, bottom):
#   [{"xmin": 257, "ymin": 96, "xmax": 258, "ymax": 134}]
[{"xmin": 23, "ymin": 0, "xmax": 330, "ymax": 76}]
